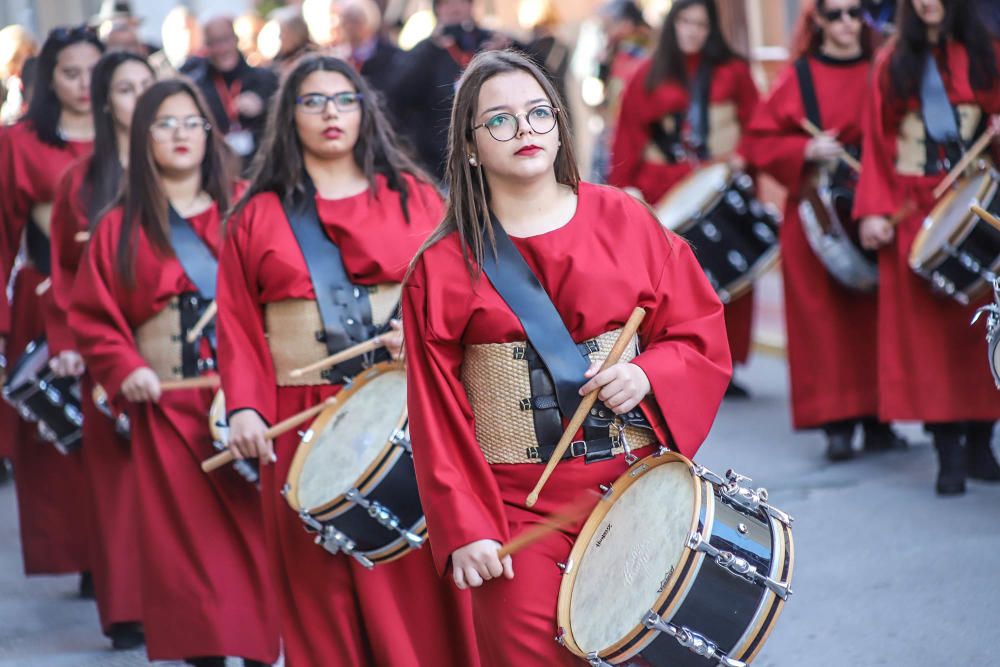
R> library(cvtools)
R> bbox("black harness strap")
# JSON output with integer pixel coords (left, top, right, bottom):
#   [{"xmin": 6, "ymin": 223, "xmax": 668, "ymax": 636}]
[
  {"xmin": 25, "ymin": 218, "xmax": 51, "ymax": 276},
  {"xmin": 686, "ymin": 61, "xmax": 713, "ymax": 158},
  {"xmin": 166, "ymin": 206, "xmax": 220, "ymax": 371},
  {"xmin": 920, "ymin": 53, "xmax": 964, "ymax": 172},
  {"xmin": 794, "ymin": 56, "xmax": 822, "ymax": 129}
]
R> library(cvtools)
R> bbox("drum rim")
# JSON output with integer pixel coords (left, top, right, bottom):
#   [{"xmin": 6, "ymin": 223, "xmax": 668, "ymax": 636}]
[
  {"xmin": 732, "ymin": 517, "xmax": 795, "ymax": 663},
  {"xmin": 556, "ymin": 449, "xmax": 705, "ymax": 658},
  {"xmin": 910, "ymin": 168, "xmax": 997, "ymax": 269},
  {"xmin": 654, "ymin": 162, "xmax": 732, "ymax": 233},
  {"xmin": 284, "ymin": 360, "xmax": 408, "ymax": 514}
]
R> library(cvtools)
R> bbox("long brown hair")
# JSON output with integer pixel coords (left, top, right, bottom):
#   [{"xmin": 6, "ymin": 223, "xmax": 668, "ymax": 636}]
[
  {"xmin": 645, "ymin": 0, "xmax": 736, "ymax": 91},
  {"xmin": 414, "ymin": 49, "xmax": 580, "ymax": 281},
  {"xmin": 790, "ymin": 1, "xmax": 874, "ymax": 60},
  {"xmin": 228, "ymin": 54, "xmax": 429, "ymax": 227},
  {"xmin": 116, "ymin": 78, "xmax": 236, "ymax": 287}
]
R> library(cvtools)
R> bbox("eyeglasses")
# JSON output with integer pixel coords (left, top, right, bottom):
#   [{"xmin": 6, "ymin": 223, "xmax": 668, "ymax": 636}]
[
  {"xmin": 295, "ymin": 92, "xmax": 363, "ymax": 114},
  {"xmin": 821, "ymin": 6, "xmax": 863, "ymax": 22},
  {"xmin": 50, "ymin": 25, "xmax": 96, "ymax": 42},
  {"xmin": 473, "ymin": 105, "xmax": 559, "ymax": 142},
  {"xmin": 150, "ymin": 116, "xmax": 211, "ymax": 142}
]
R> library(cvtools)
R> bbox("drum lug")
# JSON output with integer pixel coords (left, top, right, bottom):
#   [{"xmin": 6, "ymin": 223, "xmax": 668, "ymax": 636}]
[
  {"xmin": 720, "ymin": 469, "xmax": 794, "ymax": 526},
  {"xmin": 301, "ymin": 510, "xmax": 376, "ymax": 569},
  {"xmin": 641, "ymin": 611, "xmax": 747, "ymax": 667},
  {"xmin": 390, "ymin": 428, "xmax": 412, "ymax": 453},
  {"xmin": 554, "ymin": 627, "xmax": 566, "ymax": 645},
  {"xmin": 280, "ymin": 483, "xmax": 291, "ymax": 497},
  {"xmin": 345, "ymin": 488, "xmax": 425, "ymax": 550},
  {"xmin": 688, "ymin": 532, "xmax": 792, "ymax": 600},
  {"xmin": 585, "ymin": 652, "xmax": 613, "ymax": 666},
  {"xmin": 599, "ymin": 483, "xmax": 614, "ymax": 499},
  {"xmin": 556, "ymin": 558, "xmax": 574, "ymax": 575}
]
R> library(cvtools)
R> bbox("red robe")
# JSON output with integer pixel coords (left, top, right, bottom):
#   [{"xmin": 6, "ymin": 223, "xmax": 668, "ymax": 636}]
[
  {"xmin": 68, "ymin": 203, "xmax": 279, "ymax": 662},
  {"xmin": 0, "ymin": 121, "xmax": 91, "ymax": 574},
  {"xmin": 216, "ymin": 173, "xmax": 479, "ymax": 667},
  {"xmin": 609, "ymin": 56, "xmax": 761, "ymax": 365},
  {"xmin": 745, "ymin": 53, "xmax": 879, "ymax": 429},
  {"xmin": 403, "ymin": 182, "xmax": 731, "ymax": 665},
  {"xmin": 48, "ymin": 159, "xmax": 142, "ymax": 632},
  {"xmin": 854, "ymin": 41, "xmax": 1000, "ymax": 422}
]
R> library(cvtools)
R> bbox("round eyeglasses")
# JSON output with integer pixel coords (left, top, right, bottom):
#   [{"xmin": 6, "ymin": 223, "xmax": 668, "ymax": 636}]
[
  {"xmin": 150, "ymin": 116, "xmax": 211, "ymax": 142},
  {"xmin": 473, "ymin": 105, "xmax": 559, "ymax": 142},
  {"xmin": 296, "ymin": 92, "xmax": 364, "ymax": 114}
]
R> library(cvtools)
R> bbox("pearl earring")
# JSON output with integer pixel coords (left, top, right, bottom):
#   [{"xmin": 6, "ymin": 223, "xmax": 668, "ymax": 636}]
[{"xmin": 468, "ymin": 155, "xmax": 478, "ymax": 166}]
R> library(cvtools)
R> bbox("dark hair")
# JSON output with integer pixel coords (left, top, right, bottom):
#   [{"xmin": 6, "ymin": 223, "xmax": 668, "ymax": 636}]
[
  {"xmin": 888, "ymin": 0, "xmax": 998, "ymax": 100},
  {"xmin": 117, "ymin": 78, "xmax": 237, "ymax": 286},
  {"xmin": 81, "ymin": 52, "xmax": 154, "ymax": 229},
  {"xmin": 791, "ymin": 1, "xmax": 874, "ymax": 59},
  {"xmin": 24, "ymin": 26, "xmax": 104, "ymax": 147},
  {"xmin": 229, "ymin": 54, "xmax": 428, "ymax": 226},
  {"xmin": 645, "ymin": 0, "xmax": 735, "ymax": 91},
  {"xmin": 413, "ymin": 49, "xmax": 580, "ymax": 281}
]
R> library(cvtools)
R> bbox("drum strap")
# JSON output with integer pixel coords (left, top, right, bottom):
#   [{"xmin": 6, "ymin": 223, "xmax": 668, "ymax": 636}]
[
  {"xmin": 919, "ymin": 53, "xmax": 964, "ymax": 169},
  {"xmin": 282, "ymin": 180, "xmax": 388, "ymax": 383},
  {"xmin": 686, "ymin": 61, "xmax": 713, "ymax": 158},
  {"xmin": 794, "ymin": 57, "xmax": 822, "ymax": 129},
  {"xmin": 648, "ymin": 114, "xmax": 686, "ymax": 163},
  {"xmin": 167, "ymin": 205, "xmax": 218, "ymax": 300},
  {"xmin": 25, "ymin": 218, "xmax": 51, "ymax": 276}
]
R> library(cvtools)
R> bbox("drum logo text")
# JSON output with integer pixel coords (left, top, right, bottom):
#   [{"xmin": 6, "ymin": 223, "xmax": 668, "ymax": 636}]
[
  {"xmin": 596, "ymin": 522, "xmax": 612, "ymax": 548},
  {"xmin": 624, "ymin": 539, "xmax": 653, "ymax": 586}
]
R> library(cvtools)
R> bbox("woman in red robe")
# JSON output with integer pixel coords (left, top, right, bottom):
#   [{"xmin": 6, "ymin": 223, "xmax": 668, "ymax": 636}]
[
  {"xmin": 855, "ymin": 0, "xmax": 1000, "ymax": 495},
  {"xmin": 608, "ymin": 0, "xmax": 759, "ymax": 396},
  {"xmin": 0, "ymin": 26, "xmax": 101, "ymax": 583},
  {"xmin": 68, "ymin": 79, "xmax": 279, "ymax": 666},
  {"xmin": 745, "ymin": 0, "xmax": 905, "ymax": 460},
  {"xmin": 403, "ymin": 50, "xmax": 731, "ymax": 666},
  {"xmin": 216, "ymin": 55, "xmax": 479, "ymax": 666},
  {"xmin": 48, "ymin": 51, "xmax": 153, "ymax": 649}
]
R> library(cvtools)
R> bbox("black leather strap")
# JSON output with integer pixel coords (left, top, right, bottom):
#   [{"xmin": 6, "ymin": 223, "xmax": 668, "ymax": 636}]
[
  {"xmin": 795, "ymin": 57, "xmax": 822, "ymax": 129},
  {"xmin": 282, "ymin": 181, "xmax": 383, "ymax": 383},
  {"xmin": 686, "ymin": 62, "xmax": 713, "ymax": 158},
  {"xmin": 649, "ymin": 113, "xmax": 686, "ymax": 164},
  {"xmin": 26, "ymin": 218, "xmax": 51, "ymax": 276},
  {"xmin": 920, "ymin": 52, "xmax": 964, "ymax": 168},
  {"xmin": 178, "ymin": 292, "xmax": 216, "ymax": 377},
  {"xmin": 168, "ymin": 205, "xmax": 218, "ymax": 300}
]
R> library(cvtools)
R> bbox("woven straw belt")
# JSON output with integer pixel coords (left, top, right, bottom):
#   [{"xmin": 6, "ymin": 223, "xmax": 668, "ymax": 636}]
[
  {"xmin": 461, "ymin": 329, "xmax": 656, "ymax": 464},
  {"xmin": 134, "ymin": 297, "xmax": 186, "ymax": 380}
]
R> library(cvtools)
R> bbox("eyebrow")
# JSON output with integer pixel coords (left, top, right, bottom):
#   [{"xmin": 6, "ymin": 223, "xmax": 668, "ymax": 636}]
[{"xmin": 479, "ymin": 98, "xmax": 549, "ymax": 117}]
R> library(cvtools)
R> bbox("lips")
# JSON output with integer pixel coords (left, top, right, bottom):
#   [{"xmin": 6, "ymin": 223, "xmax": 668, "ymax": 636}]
[
  {"xmin": 515, "ymin": 145, "xmax": 542, "ymax": 156},
  {"xmin": 322, "ymin": 127, "xmax": 343, "ymax": 139},
  {"xmin": 173, "ymin": 146, "xmax": 190, "ymax": 154}
]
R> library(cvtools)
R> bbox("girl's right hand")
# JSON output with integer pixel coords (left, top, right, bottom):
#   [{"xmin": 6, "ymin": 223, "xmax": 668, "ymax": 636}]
[
  {"xmin": 120, "ymin": 367, "xmax": 161, "ymax": 403},
  {"xmin": 860, "ymin": 215, "xmax": 895, "ymax": 250},
  {"xmin": 227, "ymin": 409, "xmax": 274, "ymax": 464},
  {"xmin": 450, "ymin": 539, "xmax": 514, "ymax": 590}
]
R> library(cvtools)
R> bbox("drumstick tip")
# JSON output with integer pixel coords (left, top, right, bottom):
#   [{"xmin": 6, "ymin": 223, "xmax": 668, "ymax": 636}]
[
  {"xmin": 525, "ymin": 492, "xmax": 538, "ymax": 508},
  {"xmin": 289, "ymin": 369, "xmax": 303, "ymax": 378}
]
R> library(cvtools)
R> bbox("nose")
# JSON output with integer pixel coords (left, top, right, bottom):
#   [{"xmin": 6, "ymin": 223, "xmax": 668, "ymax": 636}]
[
  {"xmin": 515, "ymin": 113, "xmax": 533, "ymax": 137},
  {"xmin": 321, "ymin": 99, "xmax": 340, "ymax": 119}
]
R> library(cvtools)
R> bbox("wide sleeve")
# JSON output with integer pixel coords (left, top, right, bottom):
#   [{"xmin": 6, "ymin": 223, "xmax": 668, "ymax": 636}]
[
  {"xmin": 608, "ymin": 61, "xmax": 653, "ymax": 189},
  {"xmin": 853, "ymin": 52, "xmax": 901, "ymax": 219},
  {"xmin": 0, "ymin": 131, "xmax": 27, "ymax": 337},
  {"xmin": 67, "ymin": 217, "xmax": 148, "ymax": 397},
  {"xmin": 744, "ymin": 65, "xmax": 811, "ymax": 194},
  {"xmin": 629, "ymin": 219, "xmax": 732, "ymax": 459},
  {"xmin": 46, "ymin": 166, "xmax": 83, "ymax": 354},
  {"xmin": 402, "ymin": 260, "xmax": 508, "ymax": 576},
  {"xmin": 216, "ymin": 205, "xmax": 278, "ymax": 424}
]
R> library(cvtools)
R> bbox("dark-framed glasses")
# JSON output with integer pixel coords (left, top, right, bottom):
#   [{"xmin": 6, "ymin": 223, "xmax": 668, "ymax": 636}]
[
  {"xmin": 295, "ymin": 92, "xmax": 364, "ymax": 114},
  {"xmin": 821, "ymin": 6, "xmax": 863, "ymax": 22},
  {"xmin": 473, "ymin": 105, "xmax": 559, "ymax": 142},
  {"xmin": 150, "ymin": 116, "xmax": 211, "ymax": 142}
]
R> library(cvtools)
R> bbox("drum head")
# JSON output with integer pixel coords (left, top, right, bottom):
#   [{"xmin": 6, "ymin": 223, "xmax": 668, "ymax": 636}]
[
  {"xmin": 911, "ymin": 170, "xmax": 996, "ymax": 267},
  {"xmin": 655, "ymin": 163, "xmax": 731, "ymax": 231},
  {"xmin": 293, "ymin": 364, "xmax": 407, "ymax": 512},
  {"xmin": 567, "ymin": 458, "xmax": 697, "ymax": 655}
]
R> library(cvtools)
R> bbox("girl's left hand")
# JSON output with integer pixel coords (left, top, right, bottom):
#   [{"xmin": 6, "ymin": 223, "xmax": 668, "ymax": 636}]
[{"xmin": 579, "ymin": 361, "xmax": 651, "ymax": 415}]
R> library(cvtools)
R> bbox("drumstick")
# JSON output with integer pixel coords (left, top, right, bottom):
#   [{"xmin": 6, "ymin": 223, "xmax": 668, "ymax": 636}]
[
  {"xmin": 525, "ymin": 307, "xmax": 646, "ymax": 508},
  {"xmin": 200, "ymin": 396, "xmax": 337, "ymax": 473},
  {"xmin": 185, "ymin": 302, "xmax": 218, "ymax": 344},
  {"xmin": 933, "ymin": 125, "xmax": 999, "ymax": 199},
  {"xmin": 972, "ymin": 204, "xmax": 1000, "ymax": 233},
  {"xmin": 34, "ymin": 277, "xmax": 51, "ymax": 296},
  {"xmin": 159, "ymin": 375, "xmax": 220, "ymax": 392},
  {"xmin": 288, "ymin": 336, "xmax": 385, "ymax": 379},
  {"xmin": 74, "ymin": 231, "xmax": 90, "ymax": 243},
  {"xmin": 800, "ymin": 118, "xmax": 862, "ymax": 174},
  {"xmin": 497, "ymin": 490, "xmax": 600, "ymax": 559}
]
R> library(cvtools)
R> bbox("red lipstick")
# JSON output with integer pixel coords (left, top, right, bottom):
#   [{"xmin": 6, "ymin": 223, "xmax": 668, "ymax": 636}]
[{"xmin": 515, "ymin": 144, "xmax": 542, "ymax": 156}]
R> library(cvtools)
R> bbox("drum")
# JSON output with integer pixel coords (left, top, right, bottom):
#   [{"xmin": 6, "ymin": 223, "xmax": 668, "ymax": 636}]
[
  {"xmin": 207, "ymin": 390, "xmax": 259, "ymax": 485},
  {"xmin": 2, "ymin": 337, "xmax": 83, "ymax": 454},
  {"xmin": 91, "ymin": 384, "xmax": 131, "ymax": 440},
  {"xmin": 972, "ymin": 278, "xmax": 1000, "ymax": 389},
  {"xmin": 799, "ymin": 170, "xmax": 878, "ymax": 291},
  {"xmin": 557, "ymin": 450, "xmax": 794, "ymax": 666},
  {"xmin": 655, "ymin": 163, "xmax": 781, "ymax": 304},
  {"xmin": 283, "ymin": 361, "xmax": 425, "ymax": 568},
  {"xmin": 910, "ymin": 168, "xmax": 1000, "ymax": 305}
]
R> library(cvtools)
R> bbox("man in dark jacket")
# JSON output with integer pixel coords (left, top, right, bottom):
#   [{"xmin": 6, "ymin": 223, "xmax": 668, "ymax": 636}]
[{"xmin": 339, "ymin": 0, "xmax": 402, "ymax": 102}]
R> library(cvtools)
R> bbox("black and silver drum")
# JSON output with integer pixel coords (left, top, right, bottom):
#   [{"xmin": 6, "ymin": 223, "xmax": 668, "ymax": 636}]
[
  {"xmin": 655, "ymin": 163, "xmax": 782, "ymax": 303},
  {"xmin": 557, "ymin": 450, "xmax": 794, "ymax": 666},
  {"xmin": 91, "ymin": 384, "xmax": 131, "ymax": 440},
  {"xmin": 2, "ymin": 337, "xmax": 83, "ymax": 454},
  {"xmin": 283, "ymin": 361, "xmax": 425, "ymax": 568},
  {"xmin": 972, "ymin": 278, "xmax": 1000, "ymax": 389}
]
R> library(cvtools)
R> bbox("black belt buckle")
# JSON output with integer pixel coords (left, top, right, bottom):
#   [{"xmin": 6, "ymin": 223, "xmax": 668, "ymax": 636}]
[{"xmin": 567, "ymin": 440, "xmax": 588, "ymax": 459}]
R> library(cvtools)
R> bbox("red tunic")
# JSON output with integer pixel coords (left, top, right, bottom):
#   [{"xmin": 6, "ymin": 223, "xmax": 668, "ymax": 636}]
[
  {"xmin": 402, "ymin": 182, "xmax": 731, "ymax": 665},
  {"xmin": 0, "ymin": 121, "xmax": 91, "ymax": 574},
  {"xmin": 745, "ymin": 54, "xmax": 880, "ymax": 429},
  {"xmin": 48, "ymin": 159, "xmax": 142, "ymax": 631},
  {"xmin": 609, "ymin": 56, "xmax": 761, "ymax": 364},
  {"xmin": 216, "ymin": 173, "xmax": 479, "ymax": 667},
  {"xmin": 854, "ymin": 41, "xmax": 1000, "ymax": 422},
  {"xmin": 68, "ymin": 203, "xmax": 279, "ymax": 662}
]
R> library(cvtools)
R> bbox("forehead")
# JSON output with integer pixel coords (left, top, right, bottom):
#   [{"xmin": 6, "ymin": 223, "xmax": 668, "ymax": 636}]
[
  {"xmin": 157, "ymin": 92, "xmax": 199, "ymax": 115},
  {"xmin": 299, "ymin": 69, "xmax": 356, "ymax": 93},
  {"xmin": 476, "ymin": 70, "xmax": 549, "ymax": 113},
  {"xmin": 57, "ymin": 42, "xmax": 102, "ymax": 67},
  {"xmin": 824, "ymin": 0, "xmax": 860, "ymax": 8},
  {"xmin": 111, "ymin": 60, "xmax": 152, "ymax": 83}
]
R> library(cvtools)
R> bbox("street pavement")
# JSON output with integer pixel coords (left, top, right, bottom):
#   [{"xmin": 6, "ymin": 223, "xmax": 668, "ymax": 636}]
[{"xmin": 0, "ymin": 346, "xmax": 997, "ymax": 665}]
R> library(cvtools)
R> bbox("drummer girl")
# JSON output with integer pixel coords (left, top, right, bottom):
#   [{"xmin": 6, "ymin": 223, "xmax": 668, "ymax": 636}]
[
  {"xmin": 607, "ymin": 0, "xmax": 760, "ymax": 397},
  {"xmin": 402, "ymin": 49, "xmax": 731, "ymax": 665},
  {"xmin": 0, "ymin": 25, "xmax": 101, "ymax": 586},
  {"xmin": 855, "ymin": 0, "xmax": 1000, "ymax": 495},
  {"xmin": 48, "ymin": 50, "xmax": 153, "ymax": 649},
  {"xmin": 744, "ymin": 0, "xmax": 905, "ymax": 461},
  {"xmin": 68, "ymin": 79, "xmax": 279, "ymax": 666},
  {"xmin": 215, "ymin": 54, "xmax": 479, "ymax": 666}
]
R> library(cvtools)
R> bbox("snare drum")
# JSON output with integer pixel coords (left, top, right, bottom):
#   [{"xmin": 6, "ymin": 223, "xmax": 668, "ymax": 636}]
[
  {"xmin": 2, "ymin": 337, "xmax": 83, "ymax": 454},
  {"xmin": 283, "ymin": 361, "xmax": 425, "ymax": 568},
  {"xmin": 207, "ymin": 390, "xmax": 259, "ymax": 485},
  {"xmin": 557, "ymin": 450, "xmax": 794, "ymax": 666},
  {"xmin": 655, "ymin": 163, "xmax": 781, "ymax": 303},
  {"xmin": 91, "ymin": 384, "xmax": 131, "ymax": 439},
  {"xmin": 910, "ymin": 168, "xmax": 1000, "ymax": 305},
  {"xmin": 972, "ymin": 279, "xmax": 1000, "ymax": 389}
]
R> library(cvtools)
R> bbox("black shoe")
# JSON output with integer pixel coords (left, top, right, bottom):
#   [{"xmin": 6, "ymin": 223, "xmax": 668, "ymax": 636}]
[
  {"xmin": 967, "ymin": 441, "xmax": 1000, "ymax": 481},
  {"xmin": 825, "ymin": 431, "xmax": 854, "ymax": 462},
  {"xmin": 78, "ymin": 572, "xmax": 95, "ymax": 599},
  {"xmin": 109, "ymin": 622, "xmax": 144, "ymax": 650},
  {"xmin": 934, "ymin": 435, "xmax": 966, "ymax": 496},
  {"xmin": 185, "ymin": 658, "xmax": 226, "ymax": 667},
  {"xmin": 862, "ymin": 422, "xmax": 909, "ymax": 452},
  {"xmin": 724, "ymin": 380, "xmax": 751, "ymax": 399}
]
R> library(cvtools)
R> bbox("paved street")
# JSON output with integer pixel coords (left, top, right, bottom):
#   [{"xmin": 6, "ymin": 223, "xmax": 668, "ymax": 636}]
[{"xmin": 0, "ymin": 345, "xmax": 997, "ymax": 665}]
